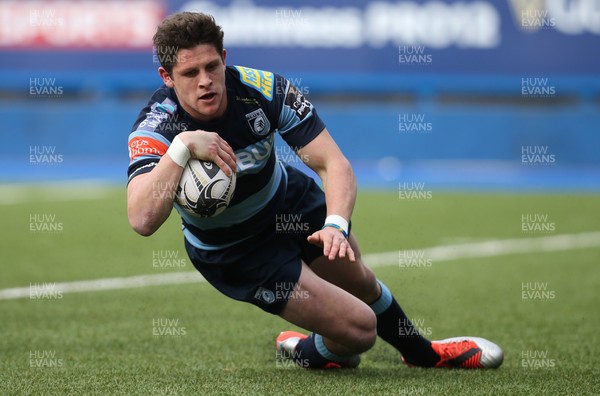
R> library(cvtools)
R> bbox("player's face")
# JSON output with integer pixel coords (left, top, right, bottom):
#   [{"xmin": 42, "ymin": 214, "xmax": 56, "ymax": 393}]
[{"xmin": 161, "ymin": 44, "xmax": 228, "ymax": 122}]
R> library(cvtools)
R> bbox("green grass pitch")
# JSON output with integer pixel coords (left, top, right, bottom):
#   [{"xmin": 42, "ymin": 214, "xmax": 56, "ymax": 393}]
[{"xmin": 0, "ymin": 186, "xmax": 599, "ymax": 395}]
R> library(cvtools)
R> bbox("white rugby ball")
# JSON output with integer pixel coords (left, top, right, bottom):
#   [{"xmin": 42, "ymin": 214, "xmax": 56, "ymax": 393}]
[{"xmin": 175, "ymin": 159, "xmax": 236, "ymax": 217}]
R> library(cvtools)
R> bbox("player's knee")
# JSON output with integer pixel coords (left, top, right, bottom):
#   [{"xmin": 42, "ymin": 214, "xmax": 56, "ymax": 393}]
[
  {"xmin": 354, "ymin": 324, "xmax": 377, "ymax": 353},
  {"xmin": 348, "ymin": 307, "xmax": 377, "ymax": 353}
]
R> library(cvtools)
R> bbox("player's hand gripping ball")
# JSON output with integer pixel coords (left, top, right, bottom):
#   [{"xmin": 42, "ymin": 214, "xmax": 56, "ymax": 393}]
[{"xmin": 175, "ymin": 159, "xmax": 236, "ymax": 217}]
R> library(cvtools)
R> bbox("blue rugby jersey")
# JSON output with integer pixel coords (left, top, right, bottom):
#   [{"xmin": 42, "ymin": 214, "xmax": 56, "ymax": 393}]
[{"xmin": 127, "ymin": 65, "xmax": 325, "ymax": 249}]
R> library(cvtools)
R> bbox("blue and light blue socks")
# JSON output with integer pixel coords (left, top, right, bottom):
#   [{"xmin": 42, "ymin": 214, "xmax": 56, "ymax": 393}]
[
  {"xmin": 293, "ymin": 279, "xmax": 439, "ymax": 368},
  {"xmin": 294, "ymin": 333, "xmax": 347, "ymax": 368},
  {"xmin": 369, "ymin": 279, "xmax": 439, "ymax": 367}
]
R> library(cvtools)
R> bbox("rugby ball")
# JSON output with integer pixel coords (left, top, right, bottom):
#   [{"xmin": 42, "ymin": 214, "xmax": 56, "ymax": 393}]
[{"xmin": 174, "ymin": 159, "xmax": 236, "ymax": 217}]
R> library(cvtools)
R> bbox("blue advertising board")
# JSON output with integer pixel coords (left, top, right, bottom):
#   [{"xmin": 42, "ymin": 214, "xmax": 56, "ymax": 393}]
[{"xmin": 1, "ymin": 0, "xmax": 599, "ymax": 78}]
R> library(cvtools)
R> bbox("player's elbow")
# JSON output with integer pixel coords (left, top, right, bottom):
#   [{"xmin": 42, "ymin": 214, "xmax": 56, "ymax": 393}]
[
  {"xmin": 128, "ymin": 210, "xmax": 159, "ymax": 237},
  {"xmin": 133, "ymin": 224, "xmax": 156, "ymax": 237},
  {"xmin": 130, "ymin": 218, "xmax": 156, "ymax": 237}
]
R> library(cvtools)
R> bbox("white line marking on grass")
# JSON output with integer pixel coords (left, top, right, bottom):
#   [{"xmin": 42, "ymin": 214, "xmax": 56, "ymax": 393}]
[
  {"xmin": 0, "ymin": 272, "xmax": 206, "ymax": 301},
  {"xmin": 1, "ymin": 231, "xmax": 599, "ymax": 301},
  {"xmin": 365, "ymin": 231, "xmax": 600, "ymax": 268}
]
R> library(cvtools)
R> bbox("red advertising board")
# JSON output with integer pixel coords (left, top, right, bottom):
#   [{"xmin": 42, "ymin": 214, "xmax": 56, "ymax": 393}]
[{"xmin": 0, "ymin": 0, "xmax": 164, "ymax": 48}]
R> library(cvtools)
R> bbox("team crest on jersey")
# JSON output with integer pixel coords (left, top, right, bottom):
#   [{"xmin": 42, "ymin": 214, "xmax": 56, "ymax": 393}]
[
  {"xmin": 254, "ymin": 287, "xmax": 275, "ymax": 304},
  {"xmin": 234, "ymin": 66, "xmax": 274, "ymax": 101},
  {"xmin": 245, "ymin": 108, "xmax": 271, "ymax": 136}
]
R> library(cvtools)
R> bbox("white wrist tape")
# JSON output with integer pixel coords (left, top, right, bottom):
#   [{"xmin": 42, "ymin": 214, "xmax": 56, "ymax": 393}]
[
  {"xmin": 323, "ymin": 215, "xmax": 349, "ymax": 238},
  {"xmin": 166, "ymin": 135, "xmax": 191, "ymax": 168}
]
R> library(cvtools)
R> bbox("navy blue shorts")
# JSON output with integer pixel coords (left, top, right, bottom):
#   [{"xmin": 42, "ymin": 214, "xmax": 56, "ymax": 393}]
[{"xmin": 185, "ymin": 165, "xmax": 327, "ymax": 315}]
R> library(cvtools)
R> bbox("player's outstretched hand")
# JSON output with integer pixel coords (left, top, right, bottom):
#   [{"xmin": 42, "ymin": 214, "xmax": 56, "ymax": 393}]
[
  {"xmin": 308, "ymin": 228, "xmax": 356, "ymax": 262},
  {"xmin": 179, "ymin": 130, "xmax": 237, "ymax": 176}
]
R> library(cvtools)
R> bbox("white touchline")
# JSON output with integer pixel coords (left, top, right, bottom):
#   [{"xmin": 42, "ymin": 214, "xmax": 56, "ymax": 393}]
[
  {"xmin": 366, "ymin": 231, "xmax": 600, "ymax": 268},
  {"xmin": 1, "ymin": 231, "xmax": 599, "ymax": 301}
]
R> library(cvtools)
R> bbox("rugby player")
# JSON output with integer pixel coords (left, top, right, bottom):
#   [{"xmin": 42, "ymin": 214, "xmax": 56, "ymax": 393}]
[{"xmin": 127, "ymin": 12, "xmax": 503, "ymax": 369}]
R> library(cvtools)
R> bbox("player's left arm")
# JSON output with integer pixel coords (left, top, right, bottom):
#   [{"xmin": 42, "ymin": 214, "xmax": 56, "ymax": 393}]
[{"xmin": 298, "ymin": 128, "xmax": 357, "ymax": 262}]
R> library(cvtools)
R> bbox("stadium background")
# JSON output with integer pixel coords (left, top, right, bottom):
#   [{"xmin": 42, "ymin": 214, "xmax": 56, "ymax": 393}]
[
  {"xmin": 1, "ymin": 1, "xmax": 599, "ymax": 395},
  {"xmin": 1, "ymin": 0, "xmax": 599, "ymax": 188}
]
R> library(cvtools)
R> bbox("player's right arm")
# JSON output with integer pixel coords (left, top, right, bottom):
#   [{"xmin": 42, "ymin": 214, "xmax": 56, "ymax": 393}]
[{"xmin": 127, "ymin": 131, "xmax": 237, "ymax": 236}]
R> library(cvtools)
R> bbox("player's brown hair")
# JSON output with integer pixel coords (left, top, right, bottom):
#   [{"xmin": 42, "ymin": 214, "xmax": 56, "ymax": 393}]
[{"xmin": 153, "ymin": 12, "xmax": 224, "ymax": 74}]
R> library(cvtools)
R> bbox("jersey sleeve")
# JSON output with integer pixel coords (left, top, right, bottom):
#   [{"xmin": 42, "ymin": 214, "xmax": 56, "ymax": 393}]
[
  {"xmin": 127, "ymin": 90, "xmax": 179, "ymax": 184},
  {"xmin": 274, "ymin": 75, "xmax": 325, "ymax": 149}
]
